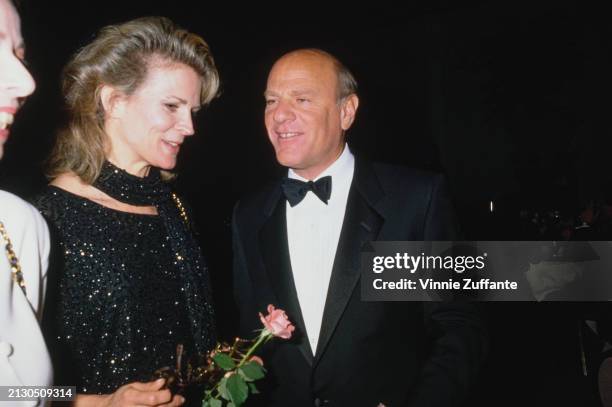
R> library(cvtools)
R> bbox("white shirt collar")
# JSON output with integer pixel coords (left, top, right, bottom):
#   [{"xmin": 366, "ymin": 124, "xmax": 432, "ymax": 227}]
[
  {"xmin": 288, "ymin": 143, "xmax": 354, "ymax": 182},
  {"xmin": 288, "ymin": 144, "xmax": 354, "ymax": 204}
]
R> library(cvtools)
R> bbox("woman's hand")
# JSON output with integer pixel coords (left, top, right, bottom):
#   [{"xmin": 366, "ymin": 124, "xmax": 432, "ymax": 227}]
[{"xmin": 74, "ymin": 378, "xmax": 185, "ymax": 406}]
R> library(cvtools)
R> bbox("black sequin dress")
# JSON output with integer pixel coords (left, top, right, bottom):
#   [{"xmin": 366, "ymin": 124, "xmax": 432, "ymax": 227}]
[{"xmin": 34, "ymin": 167, "xmax": 215, "ymax": 395}]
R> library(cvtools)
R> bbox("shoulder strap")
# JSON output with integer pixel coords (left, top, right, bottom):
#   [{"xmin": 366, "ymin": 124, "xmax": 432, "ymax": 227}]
[{"xmin": 0, "ymin": 221, "xmax": 27, "ymax": 296}]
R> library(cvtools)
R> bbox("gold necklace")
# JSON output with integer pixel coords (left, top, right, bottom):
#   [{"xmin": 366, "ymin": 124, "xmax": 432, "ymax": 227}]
[{"xmin": 0, "ymin": 221, "xmax": 26, "ymax": 295}]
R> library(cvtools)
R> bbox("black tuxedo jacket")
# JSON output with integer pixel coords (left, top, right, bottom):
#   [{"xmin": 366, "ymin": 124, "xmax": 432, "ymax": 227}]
[{"xmin": 232, "ymin": 157, "xmax": 487, "ymax": 407}]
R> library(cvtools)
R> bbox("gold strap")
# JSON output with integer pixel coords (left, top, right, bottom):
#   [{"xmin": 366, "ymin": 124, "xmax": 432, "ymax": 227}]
[
  {"xmin": 0, "ymin": 221, "xmax": 26, "ymax": 296},
  {"xmin": 171, "ymin": 193, "xmax": 189, "ymax": 226}
]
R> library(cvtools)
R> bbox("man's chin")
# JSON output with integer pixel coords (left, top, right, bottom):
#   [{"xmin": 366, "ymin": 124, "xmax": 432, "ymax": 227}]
[{"xmin": 276, "ymin": 154, "xmax": 303, "ymax": 170}]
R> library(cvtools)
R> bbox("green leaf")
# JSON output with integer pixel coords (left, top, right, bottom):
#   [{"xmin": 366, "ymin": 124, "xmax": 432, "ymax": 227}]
[
  {"xmin": 248, "ymin": 382, "xmax": 260, "ymax": 394},
  {"xmin": 218, "ymin": 376, "xmax": 230, "ymax": 401},
  {"xmin": 213, "ymin": 353, "xmax": 237, "ymax": 371},
  {"xmin": 202, "ymin": 399, "xmax": 222, "ymax": 407},
  {"xmin": 226, "ymin": 374, "xmax": 248, "ymax": 406},
  {"xmin": 228, "ymin": 404, "xmax": 236, "ymax": 407},
  {"xmin": 238, "ymin": 361, "xmax": 265, "ymax": 381}
]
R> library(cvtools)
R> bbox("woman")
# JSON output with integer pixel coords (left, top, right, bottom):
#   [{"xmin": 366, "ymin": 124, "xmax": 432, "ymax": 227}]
[
  {"xmin": 35, "ymin": 16, "xmax": 219, "ymax": 406},
  {"xmin": 0, "ymin": 0, "xmax": 52, "ymax": 398}
]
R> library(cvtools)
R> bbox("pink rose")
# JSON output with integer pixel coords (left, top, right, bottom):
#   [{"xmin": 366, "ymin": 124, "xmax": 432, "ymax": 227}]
[{"xmin": 259, "ymin": 305, "xmax": 295, "ymax": 339}]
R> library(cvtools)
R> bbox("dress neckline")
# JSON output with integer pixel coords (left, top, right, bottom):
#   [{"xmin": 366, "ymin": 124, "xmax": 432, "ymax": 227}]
[{"xmin": 47, "ymin": 185, "xmax": 161, "ymax": 219}]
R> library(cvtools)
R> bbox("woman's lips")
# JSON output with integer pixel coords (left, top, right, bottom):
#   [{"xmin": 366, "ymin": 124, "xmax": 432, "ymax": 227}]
[
  {"xmin": 162, "ymin": 139, "xmax": 182, "ymax": 155},
  {"xmin": 0, "ymin": 111, "xmax": 15, "ymax": 131},
  {"xmin": 0, "ymin": 108, "xmax": 18, "ymax": 144},
  {"xmin": 0, "ymin": 128, "xmax": 10, "ymax": 142}
]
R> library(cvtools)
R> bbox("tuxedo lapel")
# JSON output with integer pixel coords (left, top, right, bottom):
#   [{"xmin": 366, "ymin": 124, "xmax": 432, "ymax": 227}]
[
  {"xmin": 314, "ymin": 158, "xmax": 385, "ymax": 364},
  {"xmin": 259, "ymin": 186, "xmax": 314, "ymax": 365}
]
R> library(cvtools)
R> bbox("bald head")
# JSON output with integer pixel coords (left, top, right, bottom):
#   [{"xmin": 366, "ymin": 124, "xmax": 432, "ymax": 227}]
[{"xmin": 270, "ymin": 49, "xmax": 358, "ymax": 102}]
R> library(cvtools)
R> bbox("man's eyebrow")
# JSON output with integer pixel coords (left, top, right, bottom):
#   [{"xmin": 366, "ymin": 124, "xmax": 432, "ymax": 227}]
[
  {"xmin": 263, "ymin": 90, "xmax": 278, "ymax": 98},
  {"xmin": 289, "ymin": 89, "xmax": 316, "ymax": 96},
  {"xmin": 263, "ymin": 89, "xmax": 316, "ymax": 98}
]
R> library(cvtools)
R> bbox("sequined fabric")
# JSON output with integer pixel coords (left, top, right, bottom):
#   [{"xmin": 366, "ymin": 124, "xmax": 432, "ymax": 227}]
[
  {"xmin": 93, "ymin": 161, "xmax": 169, "ymax": 206},
  {"xmin": 34, "ymin": 186, "xmax": 216, "ymax": 394}
]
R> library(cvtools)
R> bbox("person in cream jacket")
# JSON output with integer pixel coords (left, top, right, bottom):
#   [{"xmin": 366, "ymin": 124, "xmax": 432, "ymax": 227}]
[{"xmin": 1, "ymin": 0, "xmax": 52, "ymax": 404}]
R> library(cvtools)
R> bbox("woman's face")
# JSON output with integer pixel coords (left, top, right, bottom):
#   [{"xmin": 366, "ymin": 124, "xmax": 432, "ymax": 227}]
[
  {"xmin": 0, "ymin": 0, "xmax": 36, "ymax": 160},
  {"xmin": 106, "ymin": 61, "xmax": 202, "ymax": 176}
]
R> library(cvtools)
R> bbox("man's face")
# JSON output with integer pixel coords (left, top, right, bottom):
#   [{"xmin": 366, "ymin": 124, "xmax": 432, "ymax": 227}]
[{"xmin": 264, "ymin": 52, "xmax": 357, "ymax": 180}]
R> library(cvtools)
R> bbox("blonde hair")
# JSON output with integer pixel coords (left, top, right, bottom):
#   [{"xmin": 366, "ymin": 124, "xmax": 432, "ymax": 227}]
[{"xmin": 47, "ymin": 16, "xmax": 219, "ymax": 183}]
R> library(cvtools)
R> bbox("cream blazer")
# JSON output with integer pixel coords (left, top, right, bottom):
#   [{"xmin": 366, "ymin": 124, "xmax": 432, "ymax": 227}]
[{"xmin": 0, "ymin": 190, "xmax": 52, "ymax": 406}]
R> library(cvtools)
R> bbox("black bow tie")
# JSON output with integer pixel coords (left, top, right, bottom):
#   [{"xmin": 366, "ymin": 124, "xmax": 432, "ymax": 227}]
[{"xmin": 281, "ymin": 176, "xmax": 332, "ymax": 207}]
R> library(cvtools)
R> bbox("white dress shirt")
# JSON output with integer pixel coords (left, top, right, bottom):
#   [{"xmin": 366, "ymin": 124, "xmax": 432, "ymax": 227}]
[
  {"xmin": 286, "ymin": 144, "xmax": 355, "ymax": 353},
  {"xmin": 0, "ymin": 190, "xmax": 52, "ymax": 405}
]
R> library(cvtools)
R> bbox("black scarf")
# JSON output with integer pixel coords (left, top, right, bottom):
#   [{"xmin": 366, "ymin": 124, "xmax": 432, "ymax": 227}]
[{"xmin": 94, "ymin": 161, "xmax": 216, "ymax": 354}]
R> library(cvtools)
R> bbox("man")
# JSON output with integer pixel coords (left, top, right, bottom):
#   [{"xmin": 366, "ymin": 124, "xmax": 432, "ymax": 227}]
[{"xmin": 232, "ymin": 48, "xmax": 486, "ymax": 407}]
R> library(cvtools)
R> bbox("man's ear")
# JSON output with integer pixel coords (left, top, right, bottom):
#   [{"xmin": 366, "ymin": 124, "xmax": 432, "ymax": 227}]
[
  {"xmin": 340, "ymin": 94, "xmax": 359, "ymax": 131},
  {"xmin": 99, "ymin": 84, "xmax": 126, "ymax": 119}
]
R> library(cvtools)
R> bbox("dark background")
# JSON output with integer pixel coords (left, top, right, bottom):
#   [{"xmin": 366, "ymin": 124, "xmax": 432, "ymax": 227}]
[{"xmin": 2, "ymin": 0, "xmax": 609, "ymax": 405}]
